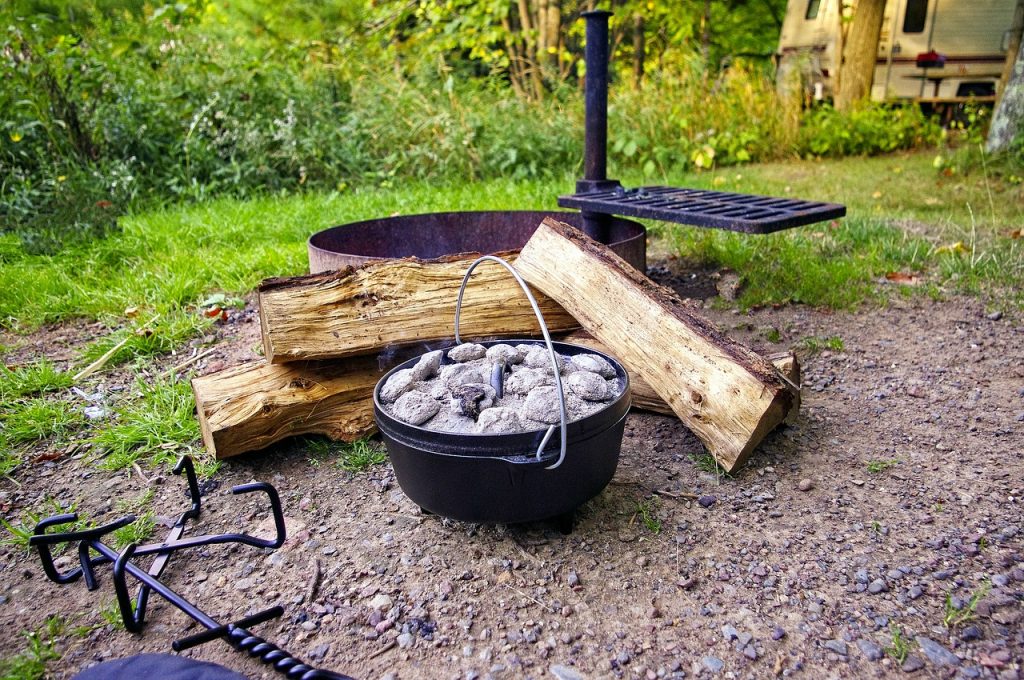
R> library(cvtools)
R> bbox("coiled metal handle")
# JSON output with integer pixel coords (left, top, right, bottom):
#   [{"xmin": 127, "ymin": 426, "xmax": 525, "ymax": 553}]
[{"xmin": 454, "ymin": 255, "xmax": 569, "ymax": 470}]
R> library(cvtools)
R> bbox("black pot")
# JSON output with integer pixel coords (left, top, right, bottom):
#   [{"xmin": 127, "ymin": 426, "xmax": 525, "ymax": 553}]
[{"xmin": 373, "ymin": 340, "xmax": 630, "ymax": 525}]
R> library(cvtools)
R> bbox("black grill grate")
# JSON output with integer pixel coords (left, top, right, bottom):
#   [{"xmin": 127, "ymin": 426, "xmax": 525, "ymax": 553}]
[{"xmin": 558, "ymin": 185, "xmax": 847, "ymax": 234}]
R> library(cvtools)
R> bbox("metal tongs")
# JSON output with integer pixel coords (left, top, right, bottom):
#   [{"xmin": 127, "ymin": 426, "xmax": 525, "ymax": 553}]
[{"xmin": 29, "ymin": 456, "xmax": 352, "ymax": 680}]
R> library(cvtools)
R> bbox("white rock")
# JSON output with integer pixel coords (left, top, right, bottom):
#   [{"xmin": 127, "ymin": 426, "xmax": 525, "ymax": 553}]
[
  {"xmin": 485, "ymin": 343, "xmax": 523, "ymax": 364},
  {"xmin": 572, "ymin": 353, "xmax": 616, "ymax": 378},
  {"xmin": 523, "ymin": 346, "xmax": 564, "ymax": 372},
  {"xmin": 440, "ymin": 363, "xmax": 488, "ymax": 390},
  {"xmin": 505, "ymin": 367, "xmax": 555, "ymax": 396},
  {"xmin": 369, "ymin": 593, "xmax": 393, "ymax": 611},
  {"xmin": 392, "ymin": 391, "xmax": 441, "ymax": 425},
  {"xmin": 448, "ymin": 343, "xmax": 487, "ymax": 362},
  {"xmin": 523, "ymin": 386, "xmax": 568, "ymax": 424},
  {"xmin": 410, "ymin": 350, "xmax": 443, "ymax": 381},
  {"xmin": 566, "ymin": 371, "xmax": 610, "ymax": 401},
  {"xmin": 477, "ymin": 407, "xmax": 526, "ymax": 433},
  {"xmin": 380, "ymin": 368, "xmax": 415, "ymax": 402}
]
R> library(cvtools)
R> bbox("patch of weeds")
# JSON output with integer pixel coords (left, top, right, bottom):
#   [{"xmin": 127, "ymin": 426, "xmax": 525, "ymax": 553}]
[
  {"xmin": 0, "ymin": 497, "xmax": 86, "ymax": 553},
  {"xmin": 114, "ymin": 488, "xmax": 154, "ymax": 515},
  {"xmin": 763, "ymin": 327, "xmax": 782, "ymax": 343},
  {"xmin": 689, "ymin": 450, "xmax": 731, "ymax": 478},
  {"xmin": 305, "ymin": 437, "xmax": 387, "ymax": 472},
  {"xmin": 89, "ymin": 377, "xmax": 200, "ymax": 470},
  {"xmin": 866, "ymin": 458, "xmax": 899, "ymax": 474},
  {"xmin": 0, "ymin": 360, "xmax": 72, "ymax": 404},
  {"xmin": 943, "ymin": 582, "xmax": 991, "ymax": 629},
  {"xmin": 112, "ymin": 511, "xmax": 156, "ymax": 549},
  {"xmin": 77, "ymin": 311, "xmax": 210, "ymax": 374},
  {"xmin": 100, "ymin": 600, "xmax": 129, "ymax": 631},
  {"xmin": 0, "ymin": 615, "xmax": 65, "ymax": 680},
  {"xmin": 2, "ymin": 399, "xmax": 84, "ymax": 444},
  {"xmin": 933, "ymin": 502, "xmax": 944, "ymax": 512},
  {"xmin": 636, "ymin": 499, "xmax": 662, "ymax": 534},
  {"xmin": 797, "ymin": 335, "xmax": 845, "ymax": 355},
  {"xmin": 870, "ymin": 520, "xmax": 883, "ymax": 534},
  {"xmin": 884, "ymin": 624, "xmax": 912, "ymax": 664}
]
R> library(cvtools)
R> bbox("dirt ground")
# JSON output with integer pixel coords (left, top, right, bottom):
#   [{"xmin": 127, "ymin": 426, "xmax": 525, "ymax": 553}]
[{"xmin": 0, "ymin": 263, "xmax": 1021, "ymax": 680}]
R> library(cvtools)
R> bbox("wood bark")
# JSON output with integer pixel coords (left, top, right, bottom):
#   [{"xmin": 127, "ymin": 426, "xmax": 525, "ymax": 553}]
[
  {"xmin": 192, "ymin": 356, "xmax": 383, "ymax": 460},
  {"xmin": 192, "ymin": 335, "xmax": 799, "ymax": 459},
  {"xmin": 515, "ymin": 218, "xmax": 800, "ymax": 472},
  {"xmin": 834, "ymin": 0, "xmax": 886, "ymax": 111},
  {"xmin": 633, "ymin": 14, "xmax": 645, "ymax": 90},
  {"xmin": 258, "ymin": 252, "xmax": 578, "ymax": 364},
  {"xmin": 988, "ymin": 1, "xmax": 1024, "ymax": 153}
]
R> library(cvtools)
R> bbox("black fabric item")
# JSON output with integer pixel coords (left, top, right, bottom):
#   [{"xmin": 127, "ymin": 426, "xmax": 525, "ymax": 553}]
[{"xmin": 72, "ymin": 653, "xmax": 248, "ymax": 680}]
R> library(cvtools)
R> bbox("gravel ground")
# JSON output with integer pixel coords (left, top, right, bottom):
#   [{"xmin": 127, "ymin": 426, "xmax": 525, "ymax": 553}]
[{"xmin": 0, "ymin": 270, "xmax": 1021, "ymax": 680}]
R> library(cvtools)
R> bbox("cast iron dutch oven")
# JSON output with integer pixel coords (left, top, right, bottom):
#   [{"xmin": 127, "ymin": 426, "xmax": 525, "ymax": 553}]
[{"xmin": 373, "ymin": 257, "xmax": 630, "ymax": 525}]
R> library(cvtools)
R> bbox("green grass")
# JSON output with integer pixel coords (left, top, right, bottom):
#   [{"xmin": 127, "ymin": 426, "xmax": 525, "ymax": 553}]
[
  {"xmin": 797, "ymin": 335, "xmax": 845, "ymax": 354},
  {"xmin": 884, "ymin": 624, "xmax": 912, "ymax": 664},
  {"xmin": 689, "ymin": 450, "xmax": 732, "ymax": 478},
  {"xmin": 0, "ymin": 179, "xmax": 557, "ymax": 331},
  {"xmin": 647, "ymin": 151, "xmax": 1023, "ymax": 311},
  {"xmin": 77, "ymin": 311, "xmax": 211, "ymax": 372},
  {"xmin": 635, "ymin": 499, "xmax": 662, "ymax": 534},
  {"xmin": 0, "ymin": 497, "xmax": 86, "ymax": 553},
  {"xmin": 0, "ymin": 361, "xmax": 72, "ymax": 404},
  {"xmin": 943, "ymin": 582, "xmax": 991, "ymax": 629},
  {"xmin": 0, "ymin": 616, "xmax": 64, "ymax": 680},
  {"xmin": 866, "ymin": 459, "xmax": 899, "ymax": 474},
  {"xmin": 89, "ymin": 377, "xmax": 200, "ymax": 470},
  {"xmin": 112, "ymin": 510, "xmax": 156, "ymax": 549},
  {"xmin": 306, "ymin": 436, "xmax": 388, "ymax": 472},
  {"xmin": 3, "ymin": 400, "xmax": 84, "ymax": 444}
]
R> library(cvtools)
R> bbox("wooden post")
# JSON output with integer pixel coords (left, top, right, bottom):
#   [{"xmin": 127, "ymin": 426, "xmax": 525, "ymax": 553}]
[{"xmin": 515, "ymin": 218, "xmax": 800, "ymax": 472}]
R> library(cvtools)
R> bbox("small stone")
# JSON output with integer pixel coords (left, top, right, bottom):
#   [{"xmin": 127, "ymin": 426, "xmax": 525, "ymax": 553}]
[
  {"xmin": 868, "ymin": 579, "xmax": 889, "ymax": 594},
  {"xmin": 901, "ymin": 655, "xmax": 925, "ymax": 673},
  {"xmin": 486, "ymin": 344, "xmax": 523, "ymax": 364},
  {"xmin": 392, "ymin": 391, "xmax": 441, "ymax": 425},
  {"xmin": 960, "ymin": 626, "xmax": 981, "ymax": 641},
  {"xmin": 771, "ymin": 627, "xmax": 786, "ymax": 641},
  {"xmin": 742, "ymin": 645, "xmax": 757, "ymax": 660},
  {"xmin": 991, "ymin": 574, "xmax": 1009, "ymax": 587},
  {"xmin": 300, "ymin": 620, "xmax": 317, "ymax": 631},
  {"xmin": 823, "ymin": 640, "xmax": 848, "ymax": 656},
  {"xmin": 852, "ymin": 479, "xmax": 865, "ymax": 486},
  {"xmin": 566, "ymin": 371, "xmax": 610, "ymax": 401},
  {"xmin": 736, "ymin": 632, "xmax": 753, "ymax": 648},
  {"xmin": 369, "ymin": 593, "xmax": 393, "ymax": 611},
  {"xmin": 857, "ymin": 639, "xmax": 883, "ymax": 661},
  {"xmin": 307, "ymin": 643, "xmax": 330, "ymax": 661},
  {"xmin": 567, "ymin": 572, "xmax": 581, "ymax": 587},
  {"xmin": 549, "ymin": 664, "xmax": 586, "ymax": 680},
  {"xmin": 798, "ymin": 478, "xmax": 814, "ymax": 491},
  {"xmin": 616, "ymin": 651, "xmax": 632, "ymax": 665},
  {"xmin": 448, "ymin": 343, "xmax": 487, "ymax": 362},
  {"xmin": 915, "ymin": 637, "xmax": 960, "ymax": 667},
  {"xmin": 986, "ymin": 311, "xmax": 1003, "ymax": 321},
  {"xmin": 410, "ymin": 350, "xmax": 443, "ymax": 380},
  {"xmin": 477, "ymin": 407, "xmax": 525, "ymax": 434},
  {"xmin": 505, "ymin": 368, "xmax": 555, "ymax": 395},
  {"xmin": 698, "ymin": 495, "xmax": 717, "ymax": 508},
  {"xmin": 721, "ymin": 625, "xmax": 739, "ymax": 641},
  {"xmin": 397, "ymin": 632, "xmax": 414, "ymax": 649},
  {"xmin": 523, "ymin": 347, "xmax": 564, "ymax": 372},
  {"xmin": 702, "ymin": 657, "xmax": 724, "ymax": 673},
  {"xmin": 380, "ymin": 369, "xmax": 415, "ymax": 402},
  {"xmin": 907, "ymin": 585, "xmax": 924, "ymax": 600},
  {"xmin": 571, "ymin": 353, "xmax": 616, "ymax": 378}
]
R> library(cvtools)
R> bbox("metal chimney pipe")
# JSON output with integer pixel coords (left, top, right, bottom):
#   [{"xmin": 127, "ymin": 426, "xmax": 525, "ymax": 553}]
[
  {"xmin": 582, "ymin": 9, "xmax": 612, "ymax": 183},
  {"xmin": 576, "ymin": 9, "xmax": 619, "ymax": 244}
]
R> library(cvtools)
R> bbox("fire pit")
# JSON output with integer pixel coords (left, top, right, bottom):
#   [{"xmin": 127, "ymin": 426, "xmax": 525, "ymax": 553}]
[{"xmin": 308, "ymin": 210, "xmax": 647, "ymax": 273}]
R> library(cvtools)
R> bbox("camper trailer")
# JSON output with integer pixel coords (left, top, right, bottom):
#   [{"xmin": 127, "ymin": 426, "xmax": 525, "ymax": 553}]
[{"xmin": 777, "ymin": 0, "xmax": 1016, "ymax": 105}]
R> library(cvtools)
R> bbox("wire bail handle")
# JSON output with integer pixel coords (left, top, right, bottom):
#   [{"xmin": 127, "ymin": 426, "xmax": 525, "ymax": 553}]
[{"xmin": 454, "ymin": 256, "xmax": 569, "ymax": 470}]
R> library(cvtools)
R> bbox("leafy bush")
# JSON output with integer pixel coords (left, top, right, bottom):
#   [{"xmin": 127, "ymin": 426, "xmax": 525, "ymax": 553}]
[{"xmin": 798, "ymin": 103, "xmax": 943, "ymax": 157}]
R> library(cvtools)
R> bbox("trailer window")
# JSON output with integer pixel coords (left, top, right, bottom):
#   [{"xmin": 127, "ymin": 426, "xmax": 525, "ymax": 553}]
[
  {"xmin": 903, "ymin": 0, "xmax": 928, "ymax": 33},
  {"xmin": 805, "ymin": 0, "xmax": 821, "ymax": 19}
]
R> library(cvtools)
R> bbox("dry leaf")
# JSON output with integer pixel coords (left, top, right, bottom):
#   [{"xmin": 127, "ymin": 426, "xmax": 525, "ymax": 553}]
[
  {"xmin": 871, "ymin": 191, "xmax": 882, "ymax": 199},
  {"xmin": 1009, "ymin": 229, "xmax": 1021, "ymax": 239},
  {"xmin": 885, "ymin": 272, "xmax": 920, "ymax": 286},
  {"xmin": 934, "ymin": 241, "xmax": 967, "ymax": 255},
  {"xmin": 124, "ymin": 306, "xmax": 139, "ymax": 318},
  {"xmin": 204, "ymin": 305, "xmax": 223, "ymax": 318}
]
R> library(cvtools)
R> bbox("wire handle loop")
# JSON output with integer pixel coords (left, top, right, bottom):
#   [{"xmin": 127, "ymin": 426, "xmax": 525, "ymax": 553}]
[{"xmin": 454, "ymin": 255, "xmax": 569, "ymax": 469}]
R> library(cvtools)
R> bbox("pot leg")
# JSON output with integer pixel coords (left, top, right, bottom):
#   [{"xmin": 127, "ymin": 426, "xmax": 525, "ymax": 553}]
[{"xmin": 551, "ymin": 510, "xmax": 575, "ymax": 535}]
